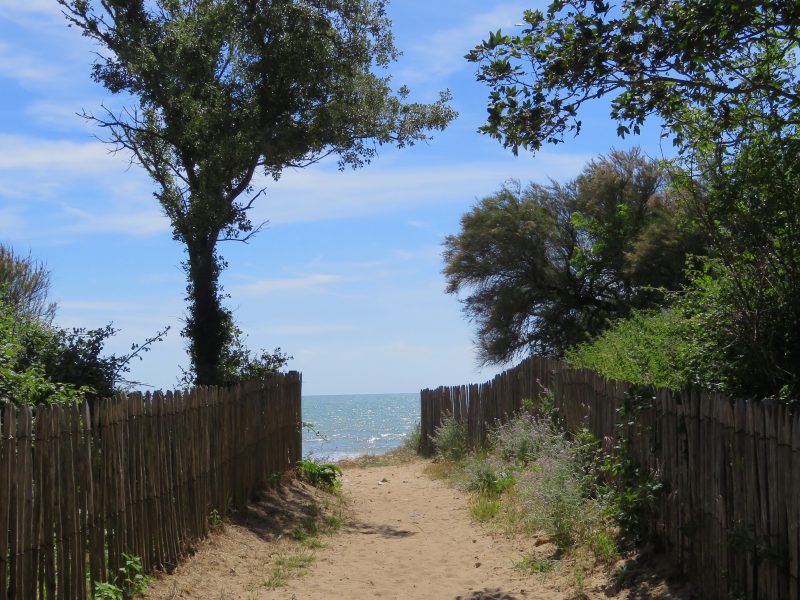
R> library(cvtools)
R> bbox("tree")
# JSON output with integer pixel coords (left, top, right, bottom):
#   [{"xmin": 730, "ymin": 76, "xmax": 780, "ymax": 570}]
[
  {"xmin": 0, "ymin": 243, "xmax": 56, "ymax": 323},
  {"xmin": 59, "ymin": 0, "xmax": 456, "ymax": 385},
  {"xmin": 443, "ymin": 148, "xmax": 702, "ymax": 364},
  {"xmin": 466, "ymin": 0, "xmax": 800, "ymax": 155}
]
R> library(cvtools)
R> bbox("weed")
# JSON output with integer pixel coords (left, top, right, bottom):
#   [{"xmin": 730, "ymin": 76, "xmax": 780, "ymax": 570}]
[
  {"xmin": 296, "ymin": 459, "xmax": 342, "ymax": 491},
  {"xmin": 468, "ymin": 494, "xmax": 501, "ymax": 522},
  {"xmin": 208, "ymin": 508, "xmax": 223, "ymax": 529},
  {"xmin": 262, "ymin": 551, "xmax": 316, "ymax": 589},
  {"xmin": 432, "ymin": 414, "xmax": 468, "ymax": 462},
  {"xmin": 514, "ymin": 554, "xmax": 555, "ymax": 574},
  {"xmin": 404, "ymin": 421, "xmax": 421, "ymax": 452},
  {"xmin": 323, "ymin": 514, "xmax": 343, "ymax": 533},
  {"xmin": 423, "ymin": 460, "xmax": 452, "ymax": 480},
  {"xmin": 92, "ymin": 553, "xmax": 153, "ymax": 599},
  {"xmin": 300, "ymin": 537, "xmax": 327, "ymax": 549}
]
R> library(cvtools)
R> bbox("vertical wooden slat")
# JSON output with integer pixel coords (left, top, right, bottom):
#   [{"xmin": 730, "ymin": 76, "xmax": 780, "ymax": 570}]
[{"xmin": 0, "ymin": 405, "xmax": 14, "ymax": 600}]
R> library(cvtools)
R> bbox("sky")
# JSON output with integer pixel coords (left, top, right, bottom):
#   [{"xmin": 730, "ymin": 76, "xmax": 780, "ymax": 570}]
[{"xmin": 0, "ymin": 1, "xmax": 667, "ymax": 395}]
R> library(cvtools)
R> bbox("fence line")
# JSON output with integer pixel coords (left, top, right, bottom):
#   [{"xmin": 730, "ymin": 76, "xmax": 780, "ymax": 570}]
[
  {"xmin": 420, "ymin": 357, "xmax": 798, "ymax": 600},
  {"xmin": 0, "ymin": 372, "xmax": 302, "ymax": 599}
]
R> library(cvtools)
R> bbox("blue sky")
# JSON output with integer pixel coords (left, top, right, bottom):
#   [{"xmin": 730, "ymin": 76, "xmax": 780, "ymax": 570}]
[{"xmin": 0, "ymin": 1, "xmax": 666, "ymax": 395}]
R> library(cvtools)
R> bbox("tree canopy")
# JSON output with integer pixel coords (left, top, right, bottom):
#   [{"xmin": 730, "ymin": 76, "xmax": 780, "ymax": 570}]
[
  {"xmin": 466, "ymin": 0, "xmax": 800, "ymax": 155},
  {"xmin": 443, "ymin": 148, "xmax": 702, "ymax": 364},
  {"xmin": 59, "ymin": 0, "xmax": 456, "ymax": 385}
]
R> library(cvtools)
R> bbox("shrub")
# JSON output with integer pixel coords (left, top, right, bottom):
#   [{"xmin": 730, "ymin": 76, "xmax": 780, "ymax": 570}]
[
  {"xmin": 403, "ymin": 421, "xmax": 421, "ymax": 452},
  {"xmin": 489, "ymin": 413, "xmax": 564, "ymax": 466},
  {"xmin": 457, "ymin": 454, "xmax": 514, "ymax": 496},
  {"xmin": 296, "ymin": 459, "xmax": 342, "ymax": 491},
  {"xmin": 432, "ymin": 415, "xmax": 468, "ymax": 462},
  {"xmin": 92, "ymin": 553, "xmax": 152, "ymax": 599}
]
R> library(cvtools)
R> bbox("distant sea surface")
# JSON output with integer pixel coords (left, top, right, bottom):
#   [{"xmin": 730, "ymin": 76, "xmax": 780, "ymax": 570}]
[{"xmin": 302, "ymin": 393, "xmax": 419, "ymax": 461}]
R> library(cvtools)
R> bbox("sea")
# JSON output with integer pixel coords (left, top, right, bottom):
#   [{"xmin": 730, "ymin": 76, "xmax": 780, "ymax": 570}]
[{"xmin": 302, "ymin": 393, "xmax": 419, "ymax": 461}]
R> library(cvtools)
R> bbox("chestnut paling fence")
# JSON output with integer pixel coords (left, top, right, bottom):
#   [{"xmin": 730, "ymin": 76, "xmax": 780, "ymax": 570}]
[
  {"xmin": 420, "ymin": 357, "xmax": 799, "ymax": 600},
  {"xmin": 0, "ymin": 372, "xmax": 302, "ymax": 599}
]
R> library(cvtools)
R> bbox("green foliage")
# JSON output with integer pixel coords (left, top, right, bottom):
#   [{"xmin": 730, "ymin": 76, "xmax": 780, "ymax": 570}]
[
  {"xmin": 0, "ymin": 245, "xmax": 157, "ymax": 406},
  {"xmin": 457, "ymin": 455, "xmax": 514, "ymax": 497},
  {"xmin": 0, "ymin": 244, "xmax": 56, "ymax": 324},
  {"xmin": 296, "ymin": 459, "xmax": 342, "ymax": 492},
  {"xmin": 566, "ymin": 309, "xmax": 695, "ymax": 390},
  {"xmin": 92, "ymin": 553, "xmax": 153, "ymax": 599},
  {"xmin": 467, "ymin": 0, "xmax": 800, "ymax": 155},
  {"xmin": 263, "ymin": 552, "xmax": 316, "ymax": 589},
  {"xmin": 0, "ymin": 297, "xmax": 168, "ymax": 407},
  {"xmin": 59, "ymin": 0, "xmax": 456, "ymax": 385},
  {"xmin": 468, "ymin": 494, "xmax": 501, "ymax": 522},
  {"xmin": 515, "ymin": 555, "xmax": 555, "ymax": 574},
  {"xmin": 0, "ymin": 302, "xmax": 91, "ymax": 406},
  {"xmin": 180, "ymin": 324, "xmax": 292, "ymax": 387},
  {"xmin": 568, "ymin": 142, "xmax": 800, "ymax": 401},
  {"xmin": 443, "ymin": 148, "xmax": 703, "ymax": 363},
  {"xmin": 403, "ymin": 422, "xmax": 421, "ymax": 452},
  {"xmin": 431, "ymin": 415, "xmax": 468, "ymax": 463},
  {"xmin": 674, "ymin": 135, "xmax": 800, "ymax": 399},
  {"xmin": 444, "ymin": 414, "xmax": 618, "ymax": 563},
  {"xmin": 489, "ymin": 413, "xmax": 564, "ymax": 466}
]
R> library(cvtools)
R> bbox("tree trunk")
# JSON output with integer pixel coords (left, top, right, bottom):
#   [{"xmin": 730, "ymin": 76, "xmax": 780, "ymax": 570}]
[{"xmin": 184, "ymin": 236, "xmax": 229, "ymax": 386}]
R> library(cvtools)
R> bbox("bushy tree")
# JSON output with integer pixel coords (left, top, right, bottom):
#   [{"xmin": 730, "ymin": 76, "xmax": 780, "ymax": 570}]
[
  {"xmin": 443, "ymin": 148, "xmax": 702, "ymax": 363},
  {"xmin": 0, "ymin": 245, "xmax": 167, "ymax": 405},
  {"xmin": 59, "ymin": 0, "xmax": 456, "ymax": 385},
  {"xmin": 0, "ymin": 243, "xmax": 56, "ymax": 323},
  {"xmin": 569, "ymin": 135, "xmax": 800, "ymax": 399}
]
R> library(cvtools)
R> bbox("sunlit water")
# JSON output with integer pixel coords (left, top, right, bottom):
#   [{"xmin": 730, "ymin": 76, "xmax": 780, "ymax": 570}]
[{"xmin": 302, "ymin": 393, "xmax": 419, "ymax": 461}]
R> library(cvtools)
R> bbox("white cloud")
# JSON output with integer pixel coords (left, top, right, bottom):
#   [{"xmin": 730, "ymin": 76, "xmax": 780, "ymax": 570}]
[
  {"xmin": 234, "ymin": 274, "xmax": 348, "ymax": 296},
  {"xmin": 0, "ymin": 0, "xmax": 67, "ymax": 24},
  {"xmin": 0, "ymin": 41, "xmax": 62, "ymax": 84},
  {"xmin": 61, "ymin": 203, "xmax": 169, "ymax": 236},
  {"xmin": 252, "ymin": 152, "xmax": 591, "ymax": 225},
  {"xmin": 0, "ymin": 134, "xmax": 119, "ymax": 172},
  {"xmin": 25, "ymin": 100, "xmax": 94, "ymax": 132},
  {"xmin": 396, "ymin": 3, "xmax": 529, "ymax": 85}
]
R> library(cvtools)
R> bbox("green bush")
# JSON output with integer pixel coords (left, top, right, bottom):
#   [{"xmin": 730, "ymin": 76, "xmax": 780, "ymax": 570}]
[
  {"xmin": 296, "ymin": 459, "xmax": 342, "ymax": 491},
  {"xmin": 92, "ymin": 553, "xmax": 152, "ymax": 599},
  {"xmin": 489, "ymin": 413, "xmax": 564, "ymax": 466},
  {"xmin": 457, "ymin": 455, "xmax": 514, "ymax": 496},
  {"xmin": 403, "ymin": 421, "xmax": 421, "ymax": 452},
  {"xmin": 565, "ymin": 308, "xmax": 696, "ymax": 390},
  {"xmin": 444, "ymin": 413, "xmax": 618, "ymax": 563},
  {"xmin": 431, "ymin": 415, "xmax": 468, "ymax": 462}
]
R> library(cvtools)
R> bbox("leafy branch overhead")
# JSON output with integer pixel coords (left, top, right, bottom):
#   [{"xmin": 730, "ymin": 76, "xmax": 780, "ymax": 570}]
[{"xmin": 467, "ymin": 1, "xmax": 800, "ymax": 154}]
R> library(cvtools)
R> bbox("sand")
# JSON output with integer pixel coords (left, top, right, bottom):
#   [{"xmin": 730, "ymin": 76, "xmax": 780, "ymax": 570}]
[{"xmin": 144, "ymin": 457, "xmax": 693, "ymax": 600}]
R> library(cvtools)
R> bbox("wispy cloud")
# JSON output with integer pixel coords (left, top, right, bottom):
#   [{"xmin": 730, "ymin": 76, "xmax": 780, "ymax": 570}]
[
  {"xmin": 396, "ymin": 3, "xmax": 528, "ymax": 86},
  {"xmin": 252, "ymin": 152, "xmax": 591, "ymax": 225},
  {"xmin": 0, "ymin": 0, "xmax": 68, "ymax": 24},
  {"xmin": 0, "ymin": 134, "xmax": 118, "ymax": 172},
  {"xmin": 61, "ymin": 204, "xmax": 169, "ymax": 236},
  {"xmin": 234, "ymin": 274, "xmax": 348, "ymax": 296},
  {"xmin": 0, "ymin": 41, "xmax": 62, "ymax": 85}
]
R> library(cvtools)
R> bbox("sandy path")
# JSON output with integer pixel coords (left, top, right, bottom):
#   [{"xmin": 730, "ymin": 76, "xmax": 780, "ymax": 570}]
[
  {"xmin": 145, "ymin": 458, "xmax": 691, "ymax": 599},
  {"xmin": 269, "ymin": 459, "xmax": 538, "ymax": 600},
  {"xmin": 145, "ymin": 458, "xmax": 546, "ymax": 600}
]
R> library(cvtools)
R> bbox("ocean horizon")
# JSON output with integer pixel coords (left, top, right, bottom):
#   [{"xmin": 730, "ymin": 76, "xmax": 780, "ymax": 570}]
[{"xmin": 302, "ymin": 392, "xmax": 419, "ymax": 460}]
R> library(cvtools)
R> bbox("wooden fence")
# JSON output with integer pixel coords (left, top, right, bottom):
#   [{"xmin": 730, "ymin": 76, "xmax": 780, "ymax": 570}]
[
  {"xmin": 421, "ymin": 357, "xmax": 799, "ymax": 600},
  {"xmin": 0, "ymin": 372, "xmax": 302, "ymax": 599}
]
